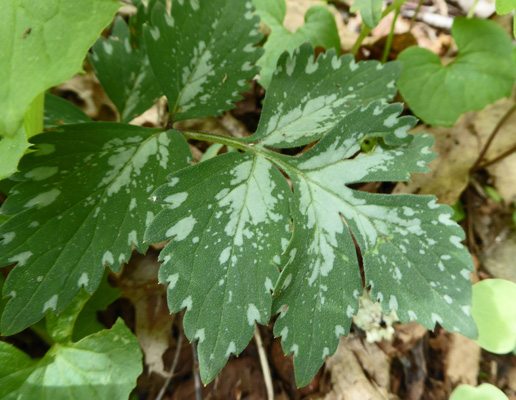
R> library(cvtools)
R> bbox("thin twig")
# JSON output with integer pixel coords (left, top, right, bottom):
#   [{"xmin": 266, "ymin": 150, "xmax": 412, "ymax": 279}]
[
  {"xmin": 254, "ymin": 324, "xmax": 274, "ymax": 400},
  {"xmin": 470, "ymin": 103, "xmax": 516, "ymax": 173},
  {"xmin": 476, "ymin": 143, "xmax": 516, "ymax": 170},
  {"xmin": 156, "ymin": 332, "xmax": 184, "ymax": 400},
  {"xmin": 191, "ymin": 341, "xmax": 203, "ymax": 400}
]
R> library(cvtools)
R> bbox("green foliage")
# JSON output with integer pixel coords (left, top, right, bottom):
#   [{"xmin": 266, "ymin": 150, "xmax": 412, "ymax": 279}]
[
  {"xmin": 43, "ymin": 94, "xmax": 92, "ymax": 129},
  {"xmin": 397, "ymin": 18, "xmax": 516, "ymax": 126},
  {"xmin": 144, "ymin": 0, "xmax": 263, "ymax": 121},
  {"xmin": 145, "ymin": 43, "xmax": 476, "ymax": 386},
  {"xmin": 450, "ymin": 383, "xmax": 509, "ymax": 400},
  {"xmin": 89, "ymin": 15, "xmax": 162, "ymax": 123},
  {"xmin": 495, "ymin": 0, "xmax": 516, "ymax": 37},
  {"xmin": 0, "ymin": 123, "xmax": 191, "ymax": 335},
  {"xmin": 0, "ymin": 319, "xmax": 142, "ymax": 400},
  {"xmin": 1, "ymin": 0, "xmax": 486, "ymax": 391},
  {"xmin": 0, "ymin": 0, "xmax": 120, "ymax": 179},
  {"xmin": 253, "ymin": 0, "xmax": 341, "ymax": 88},
  {"xmin": 350, "ymin": 0, "xmax": 383, "ymax": 28},
  {"xmin": 471, "ymin": 279, "xmax": 516, "ymax": 353}
]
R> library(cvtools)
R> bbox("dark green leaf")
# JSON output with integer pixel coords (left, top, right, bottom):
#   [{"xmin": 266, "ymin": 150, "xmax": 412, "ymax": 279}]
[
  {"xmin": 43, "ymin": 93, "xmax": 91, "ymax": 130},
  {"xmin": 145, "ymin": 151, "xmax": 291, "ymax": 382},
  {"xmin": 246, "ymin": 43, "xmax": 400, "ymax": 148},
  {"xmin": 145, "ymin": 44, "xmax": 476, "ymax": 386},
  {"xmin": 90, "ymin": 17, "xmax": 162, "ymax": 123},
  {"xmin": 144, "ymin": 0, "xmax": 263, "ymax": 122},
  {"xmin": 0, "ymin": 123, "xmax": 191, "ymax": 335}
]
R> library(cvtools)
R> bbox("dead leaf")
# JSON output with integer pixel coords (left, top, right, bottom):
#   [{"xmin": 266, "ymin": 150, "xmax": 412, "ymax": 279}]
[
  {"xmin": 118, "ymin": 253, "xmax": 173, "ymax": 377},
  {"xmin": 444, "ymin": 333, "xmax": 480, "ymax": 386},
  {"xmin": 323, "ymin": 336, "xmax": 395, "ymax": 400}
]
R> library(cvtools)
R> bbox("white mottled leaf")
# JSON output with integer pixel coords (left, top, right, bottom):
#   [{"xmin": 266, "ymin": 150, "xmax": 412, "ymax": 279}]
[
  {"xmin": 0, "ymin": 123, "xmax": 191, "ymax": 335},
  {"xmin": 246, "ymin": 43, "xmax": 400, "ymax": 148},
  {"xmin": 145, "ymin": 151, "xmax": 291, "ymax": 382},
  {"xmin": 144, "ymin": 0, "xmax": 263, "ymax": 121}
]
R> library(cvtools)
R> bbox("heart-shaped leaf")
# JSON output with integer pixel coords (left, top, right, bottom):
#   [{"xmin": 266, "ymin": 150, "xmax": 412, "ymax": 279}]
[{"xmin": 397, "ymin": 18, "xmax": 516, "ymax": 126}]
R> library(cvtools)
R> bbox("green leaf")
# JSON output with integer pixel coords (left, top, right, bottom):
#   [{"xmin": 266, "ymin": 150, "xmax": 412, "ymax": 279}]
[
  {"xmin": 450, "ymin": 383, "xmax": 509, "ymax": 400},
  {"xmin": 397, "ymin": 18, "xmax": 516, "ymax": 126},
  {"xmin": 252, "ymin": 0, "xmax": 286, "ymax": 27},
  {"xmin": 144, "ymin": 0, "xmax": 263, "ymax": 122},
  {"xmin": 43, "ymin": 93, "xmax": 91, "ymax": 130},
  {"xmin": 0, "ymin": 319, "xmax": 142, "ymax": 400},
  {"xmin": 0, "ymin": 0, "xmax": 120, "ymax": 138},
  {"xmin": 46, "ymin": 289, "xmax": 91, "ymax": 344},
  {"xmin": 350, "ymin": 0, "xmax": 383, "ymax": 28},
  {"xmin": 0, "ymin": 341, "xmax": 37, "ymax": 400},
  {"xmin": 72, "ymin": 272, "xmax": 121, "ymax": 341},
  {"xmin": 0, "ymin": 127, "xmax": 30, "ymax": 180},
  {"xmin": 145, "ymin": 151, "xmax": 292, "ymax": 383},
  {"xmin": 246, "ymin": 43, "xmax": 400, "ymax": 148},
  {"xmin": 0, "ymin": 123, "xmax": 192, "ymax": 335},
  {"xmin": 254, "ymin": 0, "xmax": 341, "ymax": 88},
  {"xmin": 272, "ymin": 104, "xmax": 475, "ymax": 386},
  {"xmin": 471, "ymin": 279, "xmax": 516, "ymax": 353},
  {"xmin": 146, "ymin": 44, "xmax": 476, "ymax": 386},
  {"xmin": 90, "ymin": 17, "xmax": 162, "ymax": 123}
]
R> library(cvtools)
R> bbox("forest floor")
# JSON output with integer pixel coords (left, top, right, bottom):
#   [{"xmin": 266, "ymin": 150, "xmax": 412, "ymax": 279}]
[{"xmin": 5, "ymin": 0, "xmax": 516, "ymax": 399}]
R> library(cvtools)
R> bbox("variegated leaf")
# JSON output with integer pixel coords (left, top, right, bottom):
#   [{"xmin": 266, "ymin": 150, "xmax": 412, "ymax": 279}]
[
  {"xmin": 145, "ymin": 151, "xmax": 291, "ymax": 382},
  {"xmin": 144, "ymin": 0, "xmax": 263, "ymax": 121},
  {"xmin": 0, "ymin": 124, "xmax": 191, "ymax": 335}
]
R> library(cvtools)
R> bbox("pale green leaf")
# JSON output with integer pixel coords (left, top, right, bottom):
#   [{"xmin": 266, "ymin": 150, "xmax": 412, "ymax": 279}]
[
  {"xmin": 252, "ymin": 0, "xmax": 286, "ymax": 27},
  {"xmin": 0, "ymin": 341, "xmax": 37, "ymax": 400},
  {"xmin": 0, "ymin": 319, "xmax": 142, "ymax": 400},
  {"xmin": 350, "ymin": 0, "xmax": 383, "ymax": 28},
  {"xmin": 90, "ymin": 17, "xmax": 162, "ymax": 123},
  {"xmin": 450, "ymin": 383, "xmax": 509, "ymax": 400},
  {"xmin": 397, "ymin": 18, "xmax": 516, "ymax": 126},
  {"xmin": 0, "ymin": 0, "xmax": 120, "ymax": 138},
  {"xmin": 254, "ymin": 1, "xmax": 341, "ymax": 88},
  {"xmin": 144, "ymin": 0, "xmax": 263, "ymax": 122},
  {"xmin": 471, "ymin": 279, "xmax": 516, "ymax": 353},
  {"xmin": 0, "ymin": 123, "xmax": 191, "ymax": 335},
  {"xmin": 495, "ymin": 0, "xmax": 516, "ymax": 14},
  {"xmin": 246, "ymin": 43, "xmax": 400, "ymax": 148},
  {"xmin": 0, "ymin": 127, "xmax": 30, "ymax": 180},
  {"xmin": 145, "ymin": 151, "xmax": 292, "ymax": 383}
]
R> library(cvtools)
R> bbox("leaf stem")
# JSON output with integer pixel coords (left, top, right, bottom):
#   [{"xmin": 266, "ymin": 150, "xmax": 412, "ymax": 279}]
[
  {"xmin": 350, "ymin": 0, "xmax": 409, "ymax": 56},
  {"xmin": 181, "ymin": 129, "xmax": 251, "ymax": 152},
  {"xmin": 381, "ymin": 6, "xmax": 401, "ymax": 63},
  {"xmin": 470, "ymin": 103, "xmax": 516, "ymax": 173}
]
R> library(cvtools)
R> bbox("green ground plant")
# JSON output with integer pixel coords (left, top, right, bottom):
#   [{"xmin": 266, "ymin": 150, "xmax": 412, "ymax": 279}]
[{"xmin": 1, "ymin": 0, "xmax": 516, "ymax": 397}]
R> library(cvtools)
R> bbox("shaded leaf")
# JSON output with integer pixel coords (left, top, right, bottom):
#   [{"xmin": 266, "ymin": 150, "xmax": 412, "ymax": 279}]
[
  {"xmin": 0, "ymin": 123, "xmax": 191, "ymax": 335},
  {"xmin": 89, "ymin": 17, "xmax": 162, "ymax": 123},
  {"xmin": 43, "ymin": 93, "xmax": 91, "ymax": 130}
]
